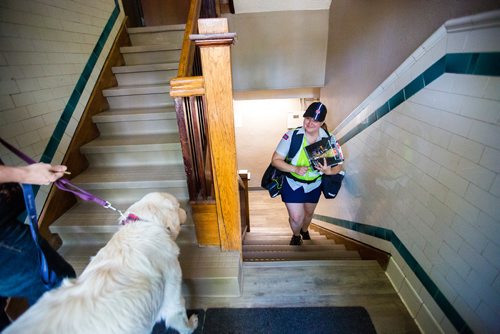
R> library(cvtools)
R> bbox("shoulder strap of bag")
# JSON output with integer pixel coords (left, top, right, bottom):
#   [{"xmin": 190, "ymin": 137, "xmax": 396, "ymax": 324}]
[{"xmin": 286, "ymin": 128, "xmax": 303, "ymax": 162}]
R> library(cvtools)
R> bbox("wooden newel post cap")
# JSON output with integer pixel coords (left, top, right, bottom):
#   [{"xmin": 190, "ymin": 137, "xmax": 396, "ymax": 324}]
[{"xmin": 189, "ymin": 32, "xmax": 237, "ymax": 47}]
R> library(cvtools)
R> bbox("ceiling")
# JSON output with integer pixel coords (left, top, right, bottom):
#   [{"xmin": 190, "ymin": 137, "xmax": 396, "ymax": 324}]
[{"xmin": 232, "ymin": 0, "xmax": 332, "ymax": 14}]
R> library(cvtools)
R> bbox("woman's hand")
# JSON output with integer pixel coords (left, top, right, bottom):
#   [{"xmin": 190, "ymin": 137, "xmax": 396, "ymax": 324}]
[
  {"xmin": 272, "ymin": 152, "xmax": 309, "ymax": 175},
  {"xmin": 293, "ymin": 166, "xmax": 309, "ymax": 176},
  {"xmin": 315, "ymin": 158, "xmax": 343, "ymax": 175}
]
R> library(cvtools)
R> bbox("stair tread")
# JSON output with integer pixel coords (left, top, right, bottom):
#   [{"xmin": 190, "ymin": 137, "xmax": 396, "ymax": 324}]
[
  {"xmin": 120, "ymin": 44, "xmax": 181, "ymax": 53},
  {"xmin": 243, "ymin": 244, "xmax": 346, "ymax": 251},
  {"xmin": 246, "ymin": 229, "xmax": 322, "ymax": 235},
  {"xmin": 102, "ymin": 83, "xmax": 171, "ymax": 96},
  {"xmin": 93, "ymin": 107, "xmax": 176, "ymax": 122},
  {"xmin": 71, "ymin": 165, "xmax": 186, "ymax": 186},
  {"xmin": 81, "ymin": 133, "xmax": 181, "ymax": 152},
  {"xmin": 243, "ymin": 260, "xmax": 381, "ymax": 268},
  {"xmin": 112, "ymin": 62, "xmax": 179, "ymax": 74},
  {"xmin": 127, "ymin": 24, "xmax": 186, "ymax": 34},
  {"xmin": 243, "ymin": 239, "xmax": 335, "ymax": 246},
  {"xmin": 244, "ymin": 234, "xmax": 327, "ymax": 241},
  {"xmin": 243, "ymin": 250, "xmax": 361, "ymax": 261}
]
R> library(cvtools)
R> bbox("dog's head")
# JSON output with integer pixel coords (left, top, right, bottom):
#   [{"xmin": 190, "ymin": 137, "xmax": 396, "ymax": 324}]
[{"xmin": 120, "ymin": 192, "xmax": 187, "ymax": 240}]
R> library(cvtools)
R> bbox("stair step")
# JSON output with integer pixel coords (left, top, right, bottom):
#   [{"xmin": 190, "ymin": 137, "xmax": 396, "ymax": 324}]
[
  {"xmin": 243, "ymin": 238, "xmax": 335, "ymax": 246},
  {"xmin": 69, "ymin": 165, "xmax": 188, "ymax": 203},
  {"xmin": 112, "ymin": 63, "xmax": 179, "ymax": 86},
  {"xmin": 121, "ymin": 44, "xmax": 180, "ymax": 54},
  {"xmin": 243, "ymin": 259, "xmax": 382, "ymax": 269},
  {"xmin": 127, "ymin": 24, "xmax": 185, "ymax": 47},
  {"xmin": 92, "ymin": 107, "xmax": 179, "ymax": 136},
  {"xmin": 179, "ymin": 245, "xmax": 241, "ymax": 297},
  {"xmin": 127, "ymin": 24, "xmax": 186, "ymax": 34},
  {"xmin": 81, "ymin": 134, "xmax": 181, "ymax": 153},
  {"xmin": 244, "ymin": 234, "xmax": 328, "ymax": 242},
  {"xmin": 243, "ymin": 249, "xmax": 361, "ymax": 262},
  {"xmin": 102, "ymin": 83, "xmax": 171, "ymax": 97},
  {"xmin": 121, "ymin": 45, "xmax": 181, "ymax": 65},
  {"xmin": 103, "ymin": 85, "xmax": 174, "ymax": 109},
  {"xmin": 112, "ymin": 62, "xmax": 179, "ymax": 74},
  {"xmin": 71, "ymin": 165, "xmax": 186, "ymax": 189},
  {"xmin": 243, "ymin": 244, "xmax": 346, "ymax": 252},
  {"xmin": 246, "ymin": 229, "xmax": 323, "ymax": 236},
  {"xmin": 80, "ymin": 134, "xmax": 182, "ymax": 167},
  {"xmin": 92, "ymin": 107, "xmax": 176, "ymax": 123}
]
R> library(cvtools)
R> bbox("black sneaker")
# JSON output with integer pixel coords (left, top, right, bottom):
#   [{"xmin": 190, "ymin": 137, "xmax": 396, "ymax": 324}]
[
  {"xmin": 290, "ymin": 235, "xmax": 303, "ymax": 246},
  {"xmin": 300, "ymin": 230, "xmax": 311, "ymax": 240}
]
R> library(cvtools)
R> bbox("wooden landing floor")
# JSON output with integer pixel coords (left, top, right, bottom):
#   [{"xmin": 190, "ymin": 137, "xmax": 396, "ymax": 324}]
[{"xmin": 185, "ymin": 190, "xmax": 420, "ymax": 334}]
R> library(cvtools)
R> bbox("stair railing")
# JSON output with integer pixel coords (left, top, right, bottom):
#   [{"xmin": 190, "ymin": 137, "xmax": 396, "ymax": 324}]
[
  {"xmin": 172, "ymin": 0, "xmax": 210, "ymax": 201},
  {"xmin": 171, "ymin": 7, "xmax": 245, "ymax": 250}
]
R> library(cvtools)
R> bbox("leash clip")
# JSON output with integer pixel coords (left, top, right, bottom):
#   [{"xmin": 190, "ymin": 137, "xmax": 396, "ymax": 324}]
[{"xmin": 104, "ymin": 201, "xmax": 125, "ymax": 219}]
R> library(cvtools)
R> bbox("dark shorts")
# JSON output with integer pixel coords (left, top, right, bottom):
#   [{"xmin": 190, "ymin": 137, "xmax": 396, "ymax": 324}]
[{"xmin": 281, "ymin": 178, "xmax": 321, "ymax": 204}]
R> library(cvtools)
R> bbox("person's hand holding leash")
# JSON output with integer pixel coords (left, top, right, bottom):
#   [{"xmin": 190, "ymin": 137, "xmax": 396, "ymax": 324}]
[{"xmin": 0, "ymin": 163, "xmax": 68, "ymax": 185}]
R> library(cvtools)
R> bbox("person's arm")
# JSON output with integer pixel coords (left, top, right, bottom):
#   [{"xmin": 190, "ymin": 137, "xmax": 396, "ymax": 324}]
[{"xmin": 0, "ymin": 163, "xmax": 67, "ymax": 185}]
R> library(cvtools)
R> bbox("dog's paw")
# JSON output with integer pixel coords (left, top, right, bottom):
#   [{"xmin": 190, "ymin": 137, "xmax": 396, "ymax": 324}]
[{"xmin": 188, "ymin": 313, "xmax": 199, "ymax": 329}]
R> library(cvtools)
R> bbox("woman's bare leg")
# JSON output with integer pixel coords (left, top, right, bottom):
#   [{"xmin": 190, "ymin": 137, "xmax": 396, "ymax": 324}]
[{"xmin": 284, "ymin": 202, "xmax": 305, "ymax": 236}]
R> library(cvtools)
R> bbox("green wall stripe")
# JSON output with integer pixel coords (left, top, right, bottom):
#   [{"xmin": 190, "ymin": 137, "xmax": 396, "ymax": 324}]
[
  {"xmin": 337, "ymin": 52, "xmax": 500, "ymax": 146},
  {"xmin": 331, "ymin": 51, "xmax": 500, "ymax": 333},
  {"xmin": 40, "ymin": 1, "xmax": 120, "ymax": 165}
]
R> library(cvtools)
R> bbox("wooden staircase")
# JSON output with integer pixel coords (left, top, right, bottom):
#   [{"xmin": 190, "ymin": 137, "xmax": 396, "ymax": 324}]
[
  {"xmin": 50, "ymin": 24, "xmax": 241, "ymax": 297},
  {"xmin": 243, "ymin": 227, "xmax": 361, "ymax": 261},
  {"xmin": 243, "ymin": 190, "xmax": 387, "ymax": 266}
]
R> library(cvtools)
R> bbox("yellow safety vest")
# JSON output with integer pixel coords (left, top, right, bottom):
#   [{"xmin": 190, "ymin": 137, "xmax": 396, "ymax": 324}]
[{"xmin": 289, "ymin": 136, "xmax": 321, "ymax": 182}]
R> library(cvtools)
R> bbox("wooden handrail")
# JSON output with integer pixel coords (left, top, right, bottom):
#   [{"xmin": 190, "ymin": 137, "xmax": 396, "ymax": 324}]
[{"xmin": 178, "ymin": 0, "xmax": 202, "ymax": 77}]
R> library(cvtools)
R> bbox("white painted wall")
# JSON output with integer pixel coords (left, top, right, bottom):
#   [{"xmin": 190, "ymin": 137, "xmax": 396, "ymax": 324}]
[
  {"xmin": 317, "ymin": 12, "xmax": 500, "ymax": 333},
  {"xmin": 0, "ymin": 0, "xmax": 124, "ymax": 210},
  {"xmin": 224, "ymin": 10, "xmax": 329, "ymax": 92},
  {"xmin": 234, "ymin": 98, "xmax": 301, "ymax": 187}
]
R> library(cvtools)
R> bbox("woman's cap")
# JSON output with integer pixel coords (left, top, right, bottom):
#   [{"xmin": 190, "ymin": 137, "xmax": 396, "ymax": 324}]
[{"xmin": 303, "ymin": 102, "xmax": 327, "ymax": 122}]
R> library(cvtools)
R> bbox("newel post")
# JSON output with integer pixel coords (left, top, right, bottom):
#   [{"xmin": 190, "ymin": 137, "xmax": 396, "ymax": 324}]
[{"xmin": 191, "ymin": 18, "xmax": 240, "ymax": 251}]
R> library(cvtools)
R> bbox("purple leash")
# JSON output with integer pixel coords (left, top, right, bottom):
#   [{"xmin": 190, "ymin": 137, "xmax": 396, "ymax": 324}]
[{"xmin": 0, "ymin": 137, "xmax": 124, "ymax": 217}]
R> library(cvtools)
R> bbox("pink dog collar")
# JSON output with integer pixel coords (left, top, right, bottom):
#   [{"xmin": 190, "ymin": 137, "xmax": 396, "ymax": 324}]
[{"xmin": 120, "ymin": 213, "xmax": 142, "ymax": 225}]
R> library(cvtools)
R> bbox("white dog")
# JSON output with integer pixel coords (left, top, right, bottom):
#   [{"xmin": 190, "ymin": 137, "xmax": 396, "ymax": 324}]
[{"xmin": 5, "ymin": 192, "xmax": 198, "ymax": 334}]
